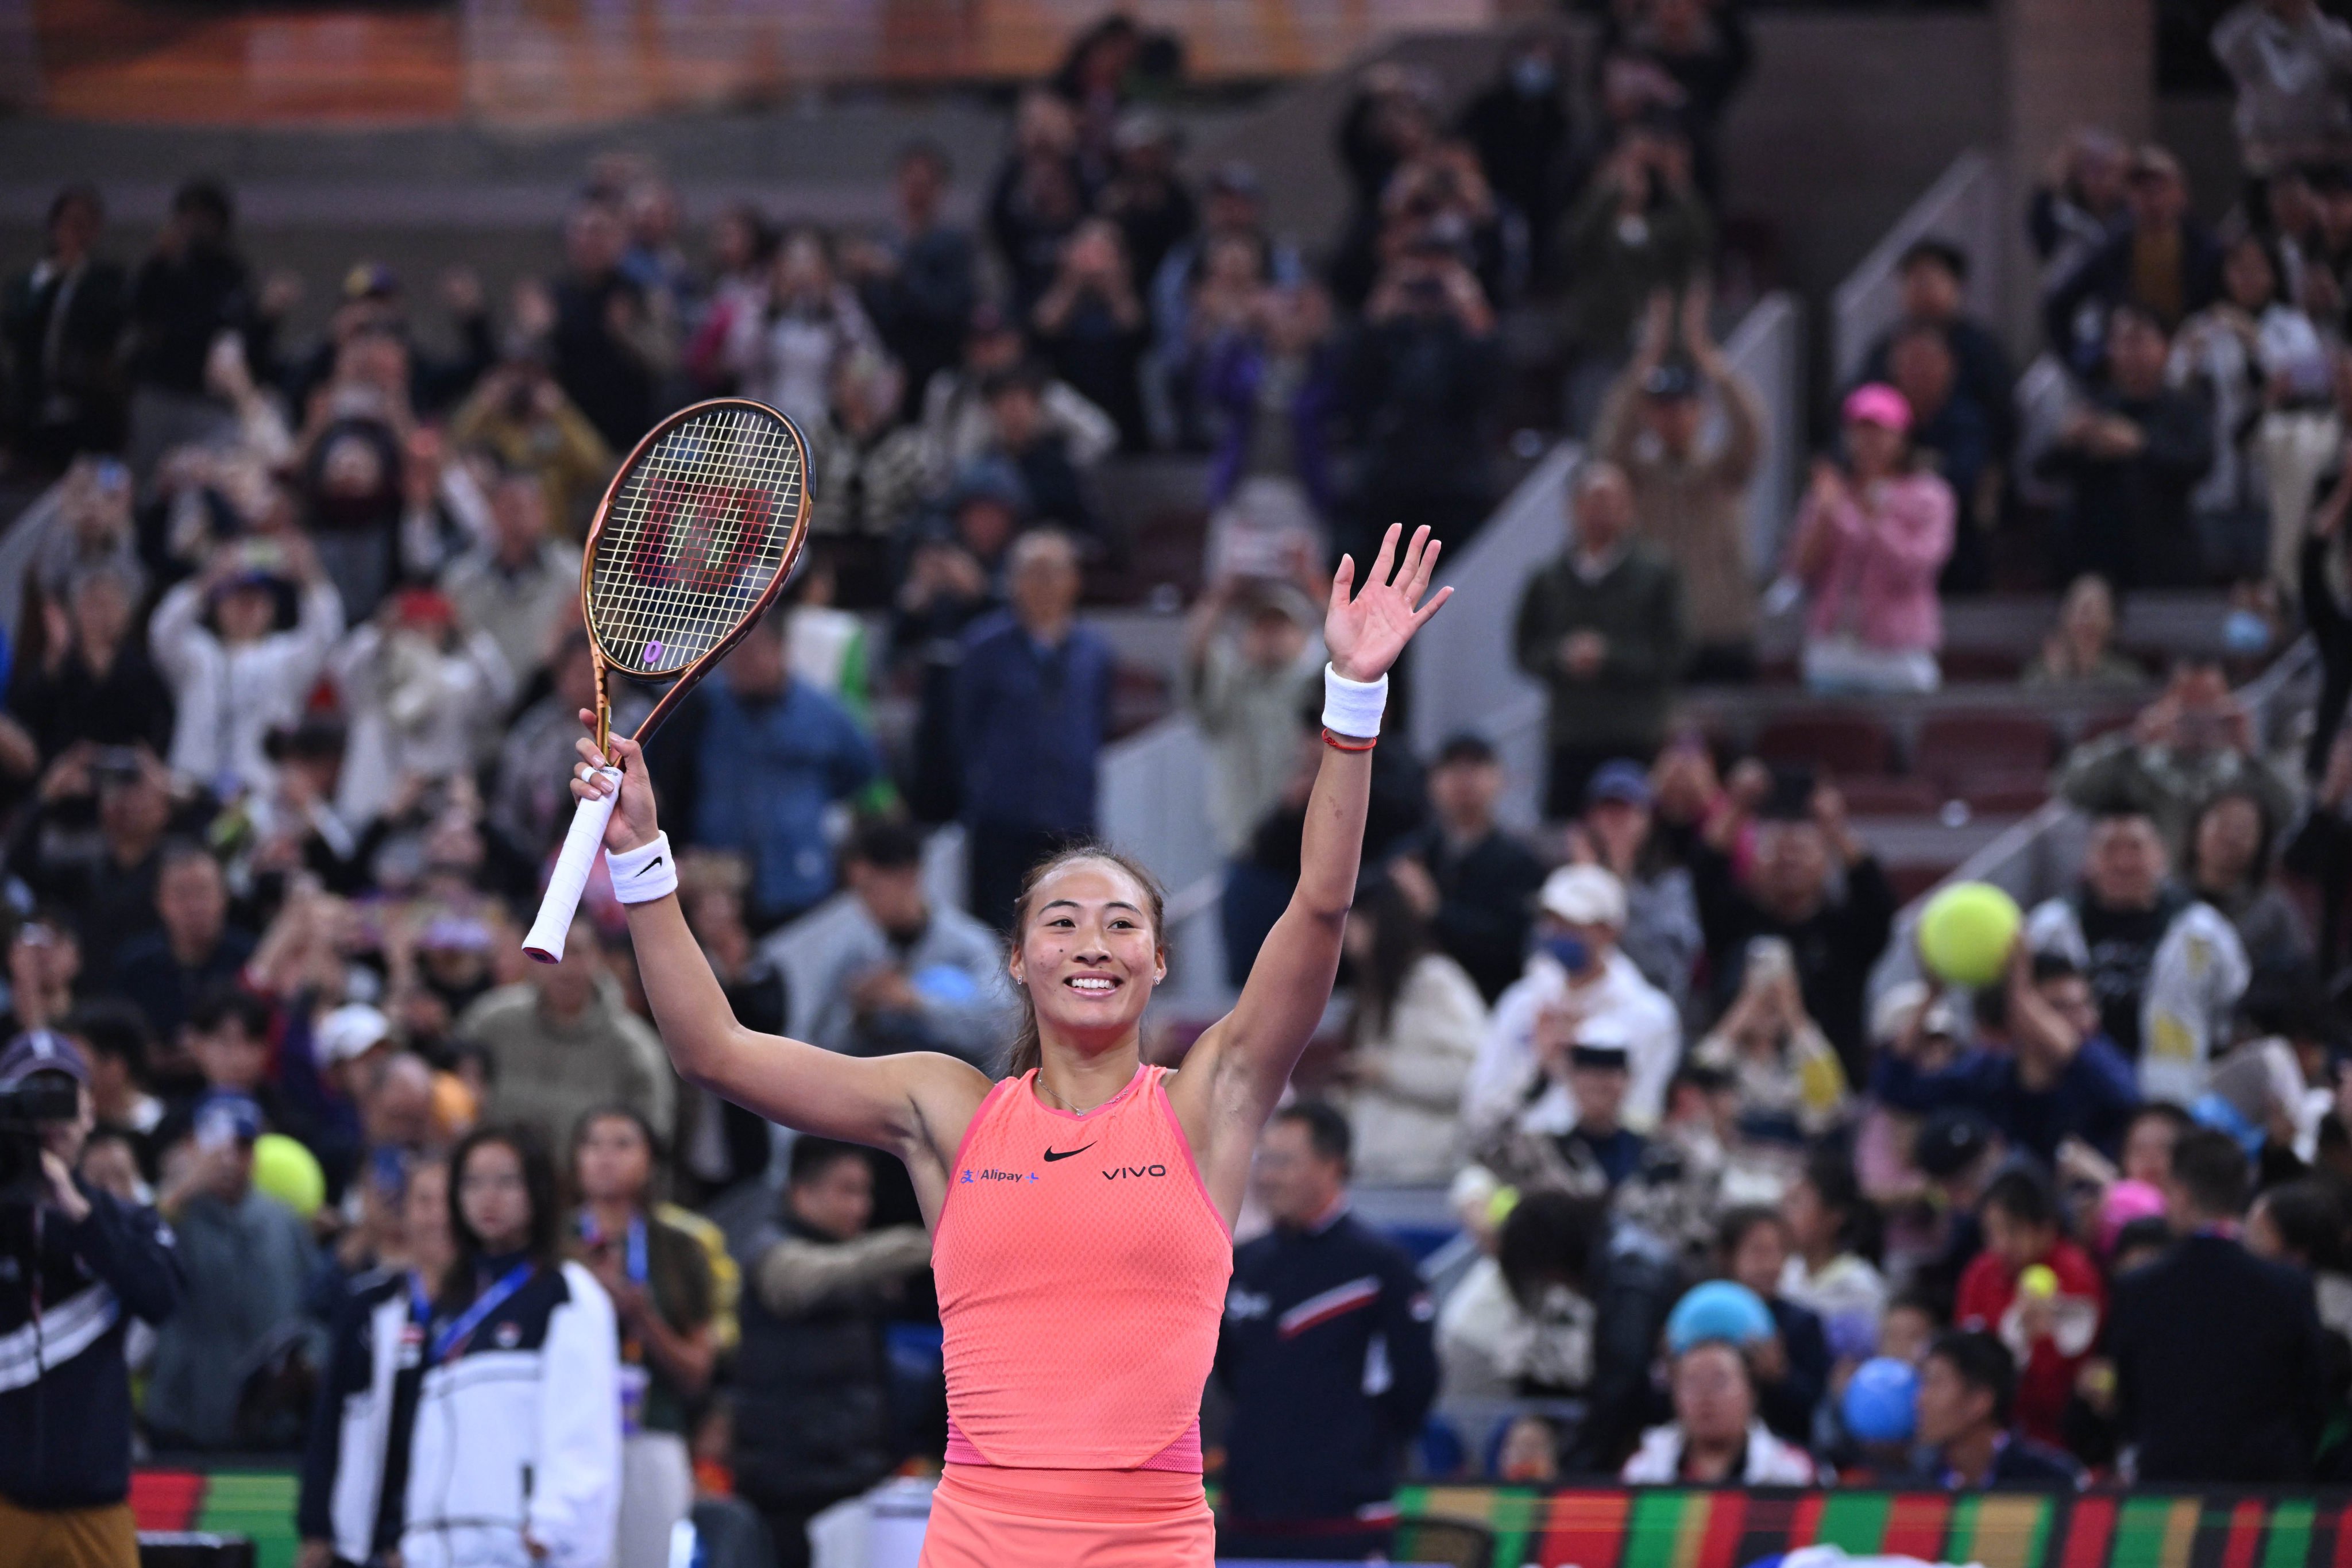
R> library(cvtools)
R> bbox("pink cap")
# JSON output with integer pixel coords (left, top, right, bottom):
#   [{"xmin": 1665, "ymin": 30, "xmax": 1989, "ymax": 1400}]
[
  {"xmin": 2100, "ymin": 1179, "xmax": 2168, "ymax": 1254},
  {"xmin": 1842, "ymin": 382, "xmax": 1913, "ymax": 434}
]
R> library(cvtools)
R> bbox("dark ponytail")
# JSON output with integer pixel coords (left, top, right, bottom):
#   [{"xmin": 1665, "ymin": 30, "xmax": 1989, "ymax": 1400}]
[{"xmin": 1001, "ymin": 841, "xmax": 1168, "ymax": 1079}]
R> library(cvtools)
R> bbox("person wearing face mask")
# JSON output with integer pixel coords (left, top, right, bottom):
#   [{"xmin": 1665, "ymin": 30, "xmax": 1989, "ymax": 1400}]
[
  {"xmin": 1463, "ymin": 864, "xmax": 1680, "ymax": 1144},
  {"xmin": 2025, "ymin": 805, "xmax": 2250, "ymax": 1104}
]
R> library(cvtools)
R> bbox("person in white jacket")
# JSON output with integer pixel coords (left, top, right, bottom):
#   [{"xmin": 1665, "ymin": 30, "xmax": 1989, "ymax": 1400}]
[
  {"xmin": 1621, "ymin": 1340, "xmax": 1819, "ymax": 1484},
  {"xmin": 1337, "ymin": 882, "xmax": 1488, "ymax": 1184},
  {"xmin": 1462, "ymin": 864, "xmax": 1681, "ymax": 1140},
  {"xmin": 330, "ymin": 586, "xmax": 516, "ymax": 825},
  {"xmin": 2025, "ymin": 806, "xmax": 2250, "ymax": 1106},
  {"xmin": 150, "ymin": 534, "xmax": 345, "ymax": 798},
  {"xmin": 401, "ymin": 1125, "xmax": 620, "ymax": 1568}
]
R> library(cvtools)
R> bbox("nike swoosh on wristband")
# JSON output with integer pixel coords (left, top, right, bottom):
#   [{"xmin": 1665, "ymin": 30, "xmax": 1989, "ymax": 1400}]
[
  {"xmin": 1041, "ymin": 1144, "xmax": 1094, "ymax": 1162},
  {"xmin": 635, "ymin": 856, "xmax": 666, "ymax": 876}
]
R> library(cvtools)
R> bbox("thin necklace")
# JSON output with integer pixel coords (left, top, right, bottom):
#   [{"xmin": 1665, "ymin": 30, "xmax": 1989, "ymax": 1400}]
[{"xmin": 1036, "ymin": 1072, "xmax": 1126, "ymax": 1115}]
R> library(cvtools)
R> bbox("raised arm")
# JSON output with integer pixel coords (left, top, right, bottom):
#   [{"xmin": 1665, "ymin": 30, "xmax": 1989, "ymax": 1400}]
[
  {"xmin": 566, "ymin": 727, "xmax": 992, "ymax": 1226},
  {"xmin": 1171, "ymin": 524, "xmax": 1451, "ymax": 1206}
]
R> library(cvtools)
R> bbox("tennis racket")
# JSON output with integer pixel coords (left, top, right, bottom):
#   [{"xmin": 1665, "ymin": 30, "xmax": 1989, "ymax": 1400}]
[{"xmin": 520, "ymin": 397, "xmax": 810, "ymax": 963}]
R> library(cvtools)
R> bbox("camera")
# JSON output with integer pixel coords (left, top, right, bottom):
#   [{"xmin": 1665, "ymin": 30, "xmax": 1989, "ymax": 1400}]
[{"xmin": 0, "ymin": 1075, "xmax": 78, "ymax": 1206}]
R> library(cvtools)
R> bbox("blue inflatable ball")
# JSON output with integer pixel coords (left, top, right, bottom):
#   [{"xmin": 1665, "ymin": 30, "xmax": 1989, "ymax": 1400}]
[
  {"xmin": 1843, "ymin": 1355, "xmax": 1920, "ymax": 1444},
  {"xmin": 1665, "ymin": 1280, "xmax": 1774, "ymax": 1355}
]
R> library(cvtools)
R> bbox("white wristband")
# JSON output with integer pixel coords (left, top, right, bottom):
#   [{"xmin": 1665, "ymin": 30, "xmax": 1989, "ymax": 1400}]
[
  {"xmin": 607, "ymin": 832, "xmax": 678, "ymax": 905},
  {"xmin": 1322, "ymin": 663, "xmax": 1388, "ymax": 739}
]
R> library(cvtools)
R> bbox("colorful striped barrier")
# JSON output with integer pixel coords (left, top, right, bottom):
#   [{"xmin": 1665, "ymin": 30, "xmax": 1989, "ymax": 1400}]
[
  {"xmin": 1385, "ymin": 1488, "xmax": 2352, "ymax": 1568},
  {"xmin": 128, "ymin": 1470, "xmax": 2352, "ymax": 1568},
  {"xmin": 132, "ymin": 1471, "xmax": 300, "ymax": 1568}
]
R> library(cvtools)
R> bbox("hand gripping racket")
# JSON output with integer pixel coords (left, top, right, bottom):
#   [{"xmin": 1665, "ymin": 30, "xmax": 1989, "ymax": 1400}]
[{"xmin": 521, "ymin": 397, "xmax": 810, "ymax": 963}]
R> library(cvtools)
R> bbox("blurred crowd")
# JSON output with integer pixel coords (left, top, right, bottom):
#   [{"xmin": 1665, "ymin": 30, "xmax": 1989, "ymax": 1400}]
[{"xmin": 13, "ymin": 2, "xmax": 2352, "ymax": 1565}]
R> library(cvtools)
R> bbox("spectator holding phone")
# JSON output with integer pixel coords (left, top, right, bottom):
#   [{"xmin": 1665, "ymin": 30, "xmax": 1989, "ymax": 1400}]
[{"xmin": 1693, "ymin": 770, "xmax": 1896, "ymax": 1081}]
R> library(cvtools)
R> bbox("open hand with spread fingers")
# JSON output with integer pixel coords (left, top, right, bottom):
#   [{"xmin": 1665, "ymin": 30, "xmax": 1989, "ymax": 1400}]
[{"xmin": 1324, "ymin": 523, "xmax": 1453, "ymax": 683}]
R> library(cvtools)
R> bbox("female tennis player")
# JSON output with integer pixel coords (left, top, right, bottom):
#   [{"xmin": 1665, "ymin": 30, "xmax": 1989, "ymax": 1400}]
[{"xmin": 567, "ymin": 522, "xmax": 1449, "ymax": 1566}]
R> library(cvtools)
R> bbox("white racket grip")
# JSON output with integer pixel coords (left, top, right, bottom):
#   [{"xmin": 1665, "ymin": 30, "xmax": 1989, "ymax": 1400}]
[{"xmin": 522, "ymin": 768, "xmax": 620, "ymax": 963}]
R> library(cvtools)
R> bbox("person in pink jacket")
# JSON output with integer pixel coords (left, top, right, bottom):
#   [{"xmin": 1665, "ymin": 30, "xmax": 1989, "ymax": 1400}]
[{"xmin": 1790, "ymin": 383, "xmax": 1957, "ymax": 694}]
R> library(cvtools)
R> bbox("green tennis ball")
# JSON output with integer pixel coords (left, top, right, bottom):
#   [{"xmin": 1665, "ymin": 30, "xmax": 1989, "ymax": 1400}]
[
  {"xmin": 1917, "ymin": 880, "xmax": 2022, "ymax": 988},
  {"xmin": 252, "ymin": 1133, "xmax": 326, "ymax": 1220}
]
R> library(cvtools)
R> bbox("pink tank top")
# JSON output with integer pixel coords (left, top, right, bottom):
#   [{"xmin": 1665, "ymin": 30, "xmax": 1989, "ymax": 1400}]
[{"xmin": 931, "ymin": 1064, "xmax": 1233, "ymax": 1472}]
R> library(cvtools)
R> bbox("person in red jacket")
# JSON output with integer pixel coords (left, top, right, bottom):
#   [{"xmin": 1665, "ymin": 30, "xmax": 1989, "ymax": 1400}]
[{"xmin": 1956, "ymin": 1168, "xmax": 2103, "ymax": 1447}]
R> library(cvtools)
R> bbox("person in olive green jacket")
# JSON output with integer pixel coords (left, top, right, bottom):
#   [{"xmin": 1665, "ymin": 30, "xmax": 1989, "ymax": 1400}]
[{"xmin": 1514, "ymin": 461, "xmax": 1687, "ymax": 821}]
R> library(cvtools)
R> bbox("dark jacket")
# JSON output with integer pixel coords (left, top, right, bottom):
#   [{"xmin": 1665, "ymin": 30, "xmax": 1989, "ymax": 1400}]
[
  {"xmin": 3, "ymin": 256, "xmax": 128, "ymax": 461},
  {"xmin": 1512, "ymin": 546, "xmax": 1687, "ymax": 754},
  {"xmin": 128, "ymin": 244, "xmax": 261, "ymax": 397},
  {"xmin": 1342, "ymin": 314, "xmax": 1502, "ymax": 508},
  {"xmin": 6, "ymin": 643, "xmax": 175, "ymax": 763},
  {"xmin": 1915, "ymin": 1432, "xmax": 2085, "ymax": 1489},
  {"xmin": 296, "ymin": 1266, "xmax": 416, "ymax": 1560},
  {"xmin": 1388, "ymin": 822, "xmax": 1547, "ymax": 1005},
  {"xmin": 1567, "ymin": 1218, "xmax": 1683, "ymax": 1473},
  {"xmin": 2108, "ymin": 1233, "xmax": 2326, "ymax": 1482},
  {"xmin": 1215, "ymin": 1210, "xmax": 1438, "ymax": 1524},
  {"xmin": 953, "ymin": 613, "xmax": 1114, "ymax": 835},
  {"xmin": 2302, "ymin": 532, "xmax": 2352, "ymax": 787},
  {"xmin": 1871, "ymin": 1033, "xmax": 2141, "ymax": 1161},
  {"xmin": 1862, "ymin": 315, "xmax": 2017, "ymax": 460},
  {"xmin": 731, "ymin": 1216, "xmax": 929, "ymax": 1515},
  {"xmin": 2285, "ymin": 796, "xmax": 2352, "ymax": 981},
  {"xmin": 1758, "ymin": 1295, "xmax": 1831, "ymax": 1446},
  {"xmin": 0, "ymin": 1183, "xmax": 184, "ymax": 1509},
  {"xmin": 2036, "ymin": 383, "xmax": 2215, "ymax": 589},
  {"xmin": 111, "ymin": 926, "xmax": 258, "ymax": 1049},
  {"xmin": 1692, "ymin": 841, "xmax": 1897, "ymax": 1082},
  {"xmin": 2045, "ymin": 219, "xmax": 2225, "ymax": 372}
]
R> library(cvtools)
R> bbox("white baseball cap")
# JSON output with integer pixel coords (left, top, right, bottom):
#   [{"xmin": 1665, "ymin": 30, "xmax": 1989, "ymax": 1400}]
[
  {"xmin": 316, "ymin": 1003, "xmax": 392, "ymax": 1067},
  {"xmin": 1538, "ymin": 864, "xmax": 1627, "ymax": 928}
]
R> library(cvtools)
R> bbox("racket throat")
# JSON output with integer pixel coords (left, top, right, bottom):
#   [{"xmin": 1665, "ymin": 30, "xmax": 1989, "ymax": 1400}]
[{"xmin": 592, "ymin": 662, "xmax": 612, "ymax": 757}]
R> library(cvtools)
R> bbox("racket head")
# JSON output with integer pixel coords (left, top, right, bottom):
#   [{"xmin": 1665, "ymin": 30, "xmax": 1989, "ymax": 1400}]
[{"xmin": 580, "ymin": 397, "xmax": 811, "ymax": 699}]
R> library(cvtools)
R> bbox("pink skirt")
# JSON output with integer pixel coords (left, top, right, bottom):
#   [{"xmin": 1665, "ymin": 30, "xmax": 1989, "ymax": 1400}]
[{"xmin": 916, "ymin": 1463, "xmax": 1214, "ymax": 1568}]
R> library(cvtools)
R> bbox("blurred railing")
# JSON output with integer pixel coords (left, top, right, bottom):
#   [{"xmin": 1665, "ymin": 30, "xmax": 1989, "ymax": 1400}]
[
  {"xmin": 1830, "ymin": 148, "xmax": 2003, "ymax": 388},
  {"xmin": 1725, "ymin": 291, "xmax": 1806, "ymax": 580}
]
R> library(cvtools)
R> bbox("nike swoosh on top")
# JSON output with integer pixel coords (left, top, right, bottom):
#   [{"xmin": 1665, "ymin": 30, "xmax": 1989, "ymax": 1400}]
[{"xmin": 1041, "ymin": 1144, "xmax": 1094, "ymax": 1162}]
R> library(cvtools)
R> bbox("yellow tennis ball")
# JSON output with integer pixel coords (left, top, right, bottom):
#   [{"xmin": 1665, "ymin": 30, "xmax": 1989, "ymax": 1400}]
[
  {"xmin": 1917, "ymin": 880, "xmax": 2023, "ymax": 988},
  {"xmin": 2019, "ymin": 1264, "xmax": 2059, "ymax": 1297},
  {"xmin": 252, "ymin": 1133, "xmax": 326, "ymax": 1220}
]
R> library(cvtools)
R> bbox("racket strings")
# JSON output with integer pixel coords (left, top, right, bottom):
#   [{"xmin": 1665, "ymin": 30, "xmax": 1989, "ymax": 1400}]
[{"xmin": 589, "ymin": 405, "xmax": 804, "ymax": 678}]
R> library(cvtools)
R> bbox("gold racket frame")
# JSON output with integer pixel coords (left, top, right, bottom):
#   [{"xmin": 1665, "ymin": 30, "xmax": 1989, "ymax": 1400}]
[{"xmin": 576, "ymin": 396, "xmax": 813, "ymax": 755}]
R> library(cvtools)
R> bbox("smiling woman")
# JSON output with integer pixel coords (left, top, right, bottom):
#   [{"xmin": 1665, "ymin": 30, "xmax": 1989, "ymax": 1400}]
[{"xmin": 562, "ymin": 522, "xmax": 1450, "ymax": 1568}]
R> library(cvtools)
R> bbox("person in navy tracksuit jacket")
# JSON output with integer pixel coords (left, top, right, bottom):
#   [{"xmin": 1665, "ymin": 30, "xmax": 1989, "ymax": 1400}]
[
  {"xmin": 1215, "ymin": 1101, "xmax": 1438, "ymax": 1562},
  {"xmin": 0, "ymin": 1032, "xmax": 183, "ymax": 1568}
]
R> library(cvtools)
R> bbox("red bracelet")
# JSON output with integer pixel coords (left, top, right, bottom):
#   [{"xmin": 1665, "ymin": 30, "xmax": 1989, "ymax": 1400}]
[{"xmin": 1322, "ymin": 728, "xmax": 1377, "ymax": 753}]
